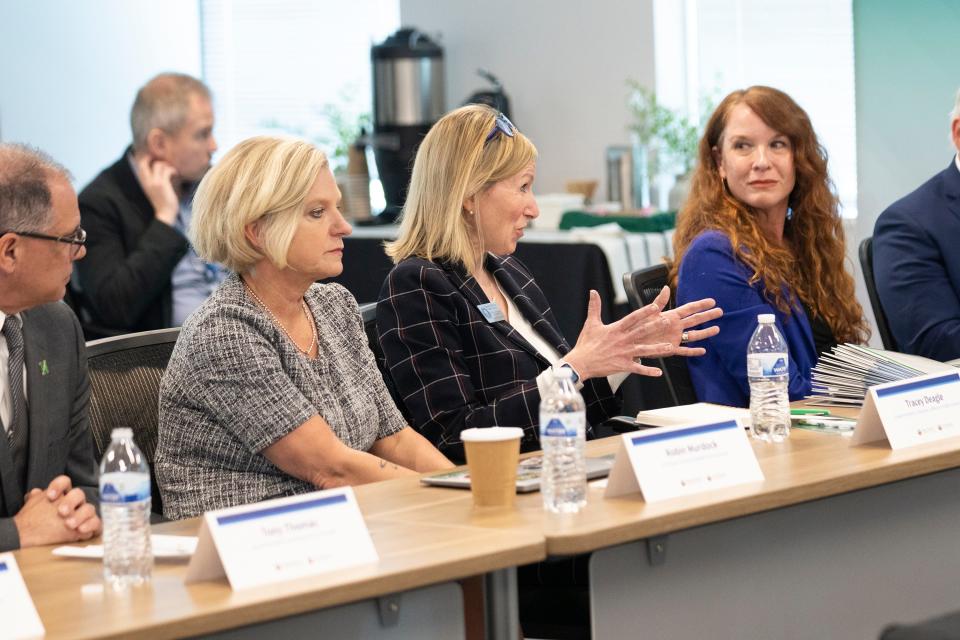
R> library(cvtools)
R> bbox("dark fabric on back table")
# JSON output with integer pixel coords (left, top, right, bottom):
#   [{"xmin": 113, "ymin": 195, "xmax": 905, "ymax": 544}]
[
  {"xmin": 332, "ymin": 236, "xmax": 657, "ymax": 414},
  {"xmin": 331, "ymin": 236, "xmax": 619, "ymax": 343}
]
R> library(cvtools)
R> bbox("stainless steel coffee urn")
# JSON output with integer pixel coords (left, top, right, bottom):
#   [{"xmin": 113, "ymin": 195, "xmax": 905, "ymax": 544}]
[{"xmin": 371, "ymin": 28, "xmax": 445, "ymax": 221}]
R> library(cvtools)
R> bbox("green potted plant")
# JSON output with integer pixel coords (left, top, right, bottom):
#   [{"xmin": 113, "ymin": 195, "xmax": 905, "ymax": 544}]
[
  {"xmin": 263, "ymin": 87, "xmax": 373, "ymax": 218},
  {"xmin": 626, "ymin": 81, "xmax": 711, "ymax": 211}
]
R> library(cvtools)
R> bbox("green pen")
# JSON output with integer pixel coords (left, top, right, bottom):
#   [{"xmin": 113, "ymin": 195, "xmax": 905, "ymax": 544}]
[{"xmin": 790, "ymin": 408, "xmax": 830, "ymax": 416}]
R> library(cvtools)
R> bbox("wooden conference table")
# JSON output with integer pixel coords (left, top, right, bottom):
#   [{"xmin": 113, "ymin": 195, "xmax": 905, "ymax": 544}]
[
  {"xmin": 334, "ymin": 416, "xmax": 960, "ymax": 639},
  {"xmin": 16, "ymin": 487, "xmax": 545, "ymax": 640},
  {"xmin": 17, "ymin": 417, "xmax": 960, "ymax": 638}
]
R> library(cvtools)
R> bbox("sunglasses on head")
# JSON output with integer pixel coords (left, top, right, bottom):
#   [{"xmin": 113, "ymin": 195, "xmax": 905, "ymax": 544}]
[{"xmin": 484, "ymin": 112, "xmax": 517, "ymax": 144}]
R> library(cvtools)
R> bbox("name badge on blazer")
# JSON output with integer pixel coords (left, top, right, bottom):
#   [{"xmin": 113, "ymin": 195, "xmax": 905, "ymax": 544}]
[{"xmin": 477, "ymin": 302, "xmax": 506, "ymax": 323}]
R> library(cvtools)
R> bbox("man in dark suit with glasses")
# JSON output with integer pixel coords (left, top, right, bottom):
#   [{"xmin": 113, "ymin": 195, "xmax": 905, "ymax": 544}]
[{"xmin": 0, "ymin": 143, "xmax": 101, "ymax": 551}]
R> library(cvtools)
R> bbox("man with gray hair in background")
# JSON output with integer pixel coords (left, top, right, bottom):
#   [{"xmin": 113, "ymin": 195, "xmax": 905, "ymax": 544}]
[
  {"xmin": 77, "ymin": 72, "xmax": 221, "ymax": 335},
  {"xmin": 873, "ymin": 88, "xmax": 960, "ymax": 361},
  {"xmin": 0, "ymin": 143, "xmax": 101, "ymax": 551}
]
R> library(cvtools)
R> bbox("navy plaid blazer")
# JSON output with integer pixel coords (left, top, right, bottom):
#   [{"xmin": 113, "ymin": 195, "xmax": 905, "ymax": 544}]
[{"xmin": 377, "ymin": 254, "xmax": 620, "ymax": 462}]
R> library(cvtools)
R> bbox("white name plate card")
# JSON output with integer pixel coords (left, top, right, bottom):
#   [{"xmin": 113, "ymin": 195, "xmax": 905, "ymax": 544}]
[
  {"xmin": 605, "ymin": 419, "xmax": 764, "ymax": 502},
  {"xmin": 852, "ymin": 371, "xmax": 960, "ymax": 449},
  {"xmin": 0, "ymin": 553, "xmax": 44, "ymax": 639},
  {"xmin": 185, "ymin": 488, "xmax": 378, "ymax": 590}
]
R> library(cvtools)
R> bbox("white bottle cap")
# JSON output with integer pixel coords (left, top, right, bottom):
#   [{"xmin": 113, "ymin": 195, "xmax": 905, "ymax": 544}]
[
  {"xmin": 110, "ymin": 427, "xmax": 133, "ymax": 439},
  {"xmin": 460, "ymin": 427, "xmax": 523, "ymax": 442},
  {"xmin": 757, "ymin": 313, "xmax": 776, "ymax": 324}
]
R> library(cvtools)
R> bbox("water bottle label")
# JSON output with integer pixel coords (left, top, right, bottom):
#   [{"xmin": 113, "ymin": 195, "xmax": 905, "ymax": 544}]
[
  {"xmin": 100, "ymin": 472, "xmax": 151, "ymax": 503},
  {"xmin": 747, "ymin": 353, "xmax": 788, "ymax": 377},
  {"xmin": 540, "ymin": 413, "xmax": 584, "ymax": 438}
]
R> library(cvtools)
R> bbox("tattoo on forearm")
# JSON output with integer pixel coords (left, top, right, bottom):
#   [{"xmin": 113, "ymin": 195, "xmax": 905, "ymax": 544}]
[{"xmin": 377, "ymin": 458, "xmax": 399, "ymax": 471}]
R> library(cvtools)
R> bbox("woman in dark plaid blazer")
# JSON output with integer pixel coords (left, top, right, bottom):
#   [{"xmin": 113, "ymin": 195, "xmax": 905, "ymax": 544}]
[{"xmin": 377, "ymin": 105, "xmax": 722, "ymax": 462}]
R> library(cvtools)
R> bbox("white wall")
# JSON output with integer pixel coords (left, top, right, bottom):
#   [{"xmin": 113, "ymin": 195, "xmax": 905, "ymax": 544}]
[
  {"xmin": 854, "ymin": 0, "xmax": 959, "ymax": 232},
  {"xmin": 0, "ymin": 1, "xmax": 201, "ymax": 189},
  {"xmin": 399, "ymin": 0, "xmax": 656, "ymax": 195}
]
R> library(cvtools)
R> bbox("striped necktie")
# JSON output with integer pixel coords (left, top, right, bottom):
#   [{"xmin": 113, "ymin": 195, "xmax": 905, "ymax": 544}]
[{"xmin": 3, "ymin": 315, "xmax": 26, "ymax": 450}]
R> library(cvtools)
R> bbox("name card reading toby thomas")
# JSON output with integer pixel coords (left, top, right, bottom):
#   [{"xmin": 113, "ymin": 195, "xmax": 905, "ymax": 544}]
[
  {"xmin": 0, "ymin": 554, "xmax": 44, "ymax": 638},
  {"xmin": 605, "ymin": 419, "xmax": 763, "ymax": 501},
  {"xmin": 852, "ymin": 371, "xmax": 960, "ymax": 449},
  {"xmin": 185, "ymin": 488, "xmax": 378, "ymax": 590}
]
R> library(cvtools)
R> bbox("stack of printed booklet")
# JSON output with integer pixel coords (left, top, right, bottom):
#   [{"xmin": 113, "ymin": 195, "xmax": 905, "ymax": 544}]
[{"xmin": 807, "ymin": 344, "xmax": 960, "ymax": 407}]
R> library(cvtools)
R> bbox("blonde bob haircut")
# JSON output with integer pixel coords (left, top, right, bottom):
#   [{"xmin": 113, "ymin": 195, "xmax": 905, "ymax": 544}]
[
  {"xmin": 190, "ymin": 136, "xmax": 328, "ymax": 274},
  {"xmin": 385, "ymin": 104, "xmax": 538, "ymax": 270}
]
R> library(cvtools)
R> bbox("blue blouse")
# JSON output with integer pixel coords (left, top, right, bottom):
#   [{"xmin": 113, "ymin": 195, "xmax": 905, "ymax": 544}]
[{"xmin": 676, "ymin": 230, "xmax": 817, "ymax": 407}]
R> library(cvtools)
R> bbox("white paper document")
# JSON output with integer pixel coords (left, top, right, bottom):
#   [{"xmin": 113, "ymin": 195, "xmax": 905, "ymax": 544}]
[
  {"xmin": 53, "ymin": 535, "xmax": 198, "ymax": 560},
  {"xmin": 605, "ymin": 419, "xmax": 764, "ymax": 501},
  {"xmin": 185, "ymin": 488, "xmax": 378, "ymax": 590},
  {"xmin": 852, "ymin": 371, "xmax": 960, "ymax": 449},
  {"xmin": 635, "ymin": 403, "xmax": 751, "ymax": 428},
  {"xmin": 0, "ymin": 553, "xmax": 44, "ymax": 639}
]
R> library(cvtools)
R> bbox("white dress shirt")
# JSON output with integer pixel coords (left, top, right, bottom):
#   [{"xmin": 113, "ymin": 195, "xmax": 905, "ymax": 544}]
[{"xmin": 0, "ymin": 310, "xmax": 28, "ymax": 436}]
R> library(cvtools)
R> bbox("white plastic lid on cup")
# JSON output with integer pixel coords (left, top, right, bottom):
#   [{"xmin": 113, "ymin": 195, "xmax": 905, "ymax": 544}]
[
  {"xmin": 757, "ymin": 313, "xmax": 776, "ymax": 324},
  {"xmin": 460, "ymin": 427, "xmax": 524, "ymax": 442}
]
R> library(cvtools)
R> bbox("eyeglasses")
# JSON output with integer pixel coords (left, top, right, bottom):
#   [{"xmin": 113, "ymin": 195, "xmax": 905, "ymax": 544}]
[
  {"xmin": 484, "ymin": 112, "xmax": 517, "ymax": 144},
  {"xmin": 1, "ymin": 226, "xmax": 87, "ymax": 256}
]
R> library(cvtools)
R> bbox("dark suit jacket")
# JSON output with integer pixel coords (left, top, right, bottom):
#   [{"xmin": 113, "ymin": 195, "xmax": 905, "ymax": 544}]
[
  {"xmin": 77, "ymin": 149, "xmax": 189, "ymax": 333},
  {"xmin": 873, "ymin": 159, "xmax": 960, "ymax": 361},
  {"xmin": 0, "ymin": 303, "xmax": 98, "ymax": 551},
  {"xmin": 377, "ymin": 254, "xmax": 620, "ymax": 462}
]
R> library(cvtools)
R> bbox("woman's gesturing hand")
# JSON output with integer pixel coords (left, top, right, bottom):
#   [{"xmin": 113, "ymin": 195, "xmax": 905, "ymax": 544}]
[
  {"xmin": 562, "ymin": 288, "xmax": 722, "ymax": 381},
  {"xmin": 639, "ymin": 286, "xmax": 723, "ymax": 356}
]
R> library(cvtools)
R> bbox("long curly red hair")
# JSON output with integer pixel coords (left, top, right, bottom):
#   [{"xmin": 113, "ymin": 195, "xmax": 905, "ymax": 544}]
[{"xmin": 670, "ymin": 86, "xmax": 868, "ymax": 344}]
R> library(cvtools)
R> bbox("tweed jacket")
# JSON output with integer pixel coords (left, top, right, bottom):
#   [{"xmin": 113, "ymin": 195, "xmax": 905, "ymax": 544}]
[
  {"xmin": 156, "ymin": 274, "xmax": 406, "ymax": 520},
  {"xmin": 377, "ymin": 254, "xmax": 620, "ymax": 462},
  {"xmin": 0, "ymin": 303, "xmax": 98, "ymax": 551}
]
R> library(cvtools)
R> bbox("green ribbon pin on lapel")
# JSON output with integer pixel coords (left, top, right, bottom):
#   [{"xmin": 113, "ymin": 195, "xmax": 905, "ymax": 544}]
[{"xmin": 39, "ymin": 359, "xmax": 49, "ymax": 376}]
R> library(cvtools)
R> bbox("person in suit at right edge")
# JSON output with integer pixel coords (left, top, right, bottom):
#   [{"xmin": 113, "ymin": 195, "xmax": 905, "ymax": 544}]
[{"xmin": 873, "ymin": 88, "xmax": 960, "ymax": 361}]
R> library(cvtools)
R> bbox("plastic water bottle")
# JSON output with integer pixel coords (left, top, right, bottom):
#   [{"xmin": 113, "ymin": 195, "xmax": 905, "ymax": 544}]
[
  {"xmin": 99, "ymin": 428, "xmax": 153, "ymax": 588},
  {"xmin": 540, "ymin": 366, "xmax": 587, "ymax": 513},
  {"xmin": 747, "ymin": 314, "xmax": 790, "ymax": 442}
]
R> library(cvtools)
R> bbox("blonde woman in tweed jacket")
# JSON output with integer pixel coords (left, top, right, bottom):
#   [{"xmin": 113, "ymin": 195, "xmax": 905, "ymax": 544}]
[{"xmin": 155, "ymin": 136, "xmax": 452, "ymax": 520}]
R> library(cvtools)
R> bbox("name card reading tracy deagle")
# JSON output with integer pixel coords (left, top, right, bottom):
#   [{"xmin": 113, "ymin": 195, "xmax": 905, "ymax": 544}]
[
  {"xmin": 852, "ymin": 371, "xmax": 960, "ymax": 449},
  {"xmin": 605, "ymin": 419, "xmax": 764, "ymax": 502},
  {"xmin": 185, "ymin": 488, "xmax": 378, "ymax": 590}
]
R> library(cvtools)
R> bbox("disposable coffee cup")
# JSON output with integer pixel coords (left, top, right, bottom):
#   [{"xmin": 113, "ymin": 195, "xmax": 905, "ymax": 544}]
[{"xmin": 461, "ymin": 427, "xmax": 523, "ymax": 507}]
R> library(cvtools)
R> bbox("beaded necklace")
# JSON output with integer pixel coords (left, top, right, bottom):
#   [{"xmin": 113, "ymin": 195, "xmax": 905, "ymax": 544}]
[{"xmin": 243, "ymin": 279, "xmax": 317, "ymax": 356}]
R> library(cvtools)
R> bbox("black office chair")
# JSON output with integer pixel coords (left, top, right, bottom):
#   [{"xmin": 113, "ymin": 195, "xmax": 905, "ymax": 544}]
[
  {"xmin": 86, "ymin": 328, "xmax": 180, "ymax": 519},
  {"xmin": 358, "ymin": 302, "xmax": 413, "ymax": 424},
  {"xmin": 622, "ymin": 263, "xmax": 699, "ymax": 407},
  {"xmin": 859, "ymin": 236, "xmax": 898, "ymax": 351}
]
